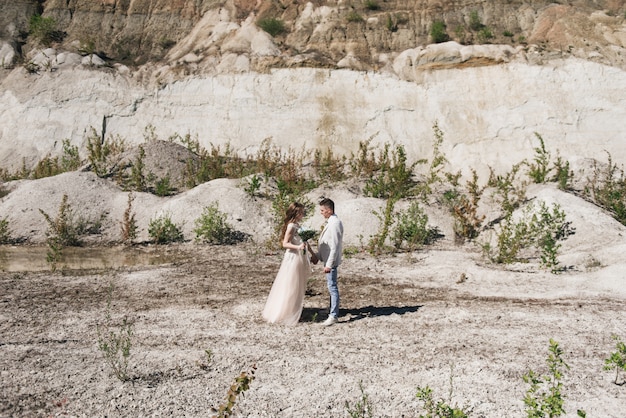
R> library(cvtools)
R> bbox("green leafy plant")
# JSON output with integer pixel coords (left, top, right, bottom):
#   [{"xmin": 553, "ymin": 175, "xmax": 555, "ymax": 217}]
[
  {"xmin": 212, "ymin": 365, "xmax": 256, "ymax": 418},
  {"xmin": 367, "ymin": 197, "xmax": 397, "ymax": 255},
  {"xmin": 120, "ymin": 192, "xmax": 138, "ymax": 244},
  {"xmin": 258, "ymin": 17, "xmax": 286, "ymax": 37},
  {"xmin": 431, "ymin": 21, "xmax": 449, "ymax": 43},
  {"xmin": 392, "ymin": 201, "xmax": 440, "ymax": 250},
  {"xmin": 364, "ymin": 0, "xmax": 380, "ymax": 11},
  {"xmin": 484, "ymin": 202, "xmax": 574, "ymax": 272},
  {"xmin": 345, "ymin": 381, "xmax": 374, "ymax": 418},
  {"xmin": 194, "ymin": 202, "xmax": 235, "ymax": 244},
  {"xmin": 29, "ymin": 14, "xmax": 63, "ymax": 46},
  {"xmin": 243, "ymin": 174, "xmax": 262, "ymax": 198},
  {"xmin": 488, "ymin": 162, "xmax": 527, "ymax": 216},
  {"xmin": 346, "ymin": 11, "xmax": 364, "ymax": 23},
  {"xmin": 585, "ymin": 152, "xmax": 626, "ymax": 225},
  {"xmin": 447, "ymin": 170, "xmax": 485, "ymax": 241},
  {"xmin": 97, "ymin": 283, "xmax": 134, "ymax": 382},
  {"xmin": 468, "ymin": 10, "xmax": 483, "ymax": 31},
  {"xmin": 604, "ymin": 334, "xmax": 626, "ymax": 385},
  {"xmin": 363, "ymin": 143, "xmax": 418, "ymax": 199},
  {"xmin": 0, "ymin": 217, "xmax": 11, "ymax": 244},
  {"xmin": 523, "ymin": 339, "xmax": 575, "ymax": 418},
  {"xmin": 39, "ymin": 194, "xmax": 79, "ymax": 270},
  {"xmin": 552, "ymin": 155, "xmax": 572, "ymax": 191},
  {"xmin": 528, "ymin": 133, "xmax": 551, "ymax": 184},
  {"xmin": 128, "ymin": 145, "xmax": 147, "ymax": 192},
  {"xmin": 148, "ymin": 212, "xmax": 184, "ymax": 244},
  {"xmin": 86, "ymin": 128, "xmax": 125, "ymax": 177},
  {"xmin": 416, "ymin": 366, "xmax": 469, "ymax": 418},
  {"xmin": 154, "ymin": 174, "xmax": 174, "ymax": 196}
]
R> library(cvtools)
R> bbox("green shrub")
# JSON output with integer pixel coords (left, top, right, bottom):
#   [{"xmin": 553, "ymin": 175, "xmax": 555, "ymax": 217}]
[
  {"xmin": 345, "ymin": 381, "xmax": 374, "ymax": 418},
  {"xmin": 522, "ymin": 339, "xmax": 584, "ymax": 418},
  {"xmin": 430, "ymin": 21, "xmax": 449, "ymax": 43},
  {"xmin": 604, "ymin": 334, "xmax": 626, "ymax": 385},
  {"xmin": 469, "ymin": 10, "xmax": 483, "ymax": 31},
  {"xmin": 0, "ymin": 217, "xmax": 11, "ymax": 244},
  {"xmin": 484, "ymin": 202, "xmax": 574, "ymax": 272},
  {"xmin": 447, "ymin": 170, "xmax": 485, "ymax": 241},
  {"xmin": 148, "ymin": 213, "xmax": 184, "ymax": 244},
  {"xmin": 194, "ymin": 203, "xmax": 235, "ymax": 245},
  {"xmin": 528, "ymin": 133, "xmax": 551, "ymax": 184},
  {"xmin": 488, "ymin": 162, "xmax": 527, "ymax": 216},
  {"xmin": 346, "ymin": 11, "xmax": 364, "ymax": 23},
  {"xmin": 552, "ymin": 155, "xmax": 573, "ymax": 191},
  {"xmin": 120, "ymin": 193, "xmax": 138, "ymax": 244},
  {"xmin": 97, "ymin": 283, "xmax": 134, "ymax": 382},
  {"xmin": 392, "ymin": 201, "xmax": 440, "ymax": 250},
  {"xmin": 258, "ymin": 17, "xmax": 286, "ymax": 37},
  {"xmin": 86, "ymin": 128, "xmax": 126, "ymax": 177},
  {"xmin": 477, "ymin": 27, "xmax": 494, "ymax": 43},
  {"xmin": 363, "ymin": 144, "xmax": 418, "ymax": 199},
  {"xmin": 154, "ymin": 175, "xmax": 174, "ymax": 196},
  {"xmin": 585, "ymin": 152, "xmax": 626, "ymax": 225},
  {"xmin": 364, "ymin": 0, "xmax": 380, "ymax": 11},
  {"xmin": 29, "ymin": 14, "xmax": 63, "ymax": 46},
  {"xmin": 212, "ymin": 365, "xmax": 256, "ymax": 418}
]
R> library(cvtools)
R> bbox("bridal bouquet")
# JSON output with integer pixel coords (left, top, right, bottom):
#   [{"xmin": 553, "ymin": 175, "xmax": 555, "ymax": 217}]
[{"xmin": 298, "ymin": 226, "xmax": 318, "ymax": 255}]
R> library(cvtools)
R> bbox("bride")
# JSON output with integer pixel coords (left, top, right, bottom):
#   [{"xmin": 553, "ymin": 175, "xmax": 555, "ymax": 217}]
[{"xmin": 262, "ymin": 202, "xmax": 312, "ymax": 325}]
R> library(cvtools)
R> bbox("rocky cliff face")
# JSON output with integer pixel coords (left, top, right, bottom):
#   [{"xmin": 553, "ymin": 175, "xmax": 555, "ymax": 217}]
[
  {"xmin": 0, "ymin": 0, "xmax": 625, "ymax": 176},
  {"xmin": 2, "ymin": 0, "xmax": 625, "ymax": 70}
]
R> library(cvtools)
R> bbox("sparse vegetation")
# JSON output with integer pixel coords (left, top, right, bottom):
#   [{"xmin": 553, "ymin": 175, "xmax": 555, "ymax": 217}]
[
  {"xmin": 29, "ymin": 14, "xmax": 63, "ymax": 46},
  {"xmin": 585, "ymin": 152, "xmax": 626, "ymax": 226},
  {"xmin": 120, "ymin": 192, "xmax": 138, "ymax": 244},
  {"xmin": 148, "ymin": 212, "xmax": 184, "ymax": 244},
  {"xmin": 523, "ymin": 339, "xmax": 585, "ymax": 418},
  {"xmin": 345, "ymin": 381, "xmax": 374, "ymax": 418},
  {"xmin": 257, "ymin": 17, "xmax": 286, "ymax": 37},
  {"xmin": 392, "ymin": 201, "xmax": 440, "ymax": 250},
  {"xmin": 483, "ymin": 202, "xmax": 574, "ymax": 272},
  {"xmin": 604, "ymin": 334, "xmax": 626, "ymax": 385},
  {"xmin": 212, "ymin": 365, "xmax": 256, "ymax": 418},
  {"xmin": 96, "ymin": 283, "xmax": 134, "ymax": 382},
  {"xmin": 0, "ymin": 217, "xmax": 11, "ymax": 244},
  {"xmin": 416, "ymin": 365, "xmax": 469, "ymax": 418},
  {"xmin": 430, "ymin": 21, "xmax": 449, "ymax": 44},
  {"xmin": 194, "ymin": 202, "xmax": 235, "ymax": 245}
]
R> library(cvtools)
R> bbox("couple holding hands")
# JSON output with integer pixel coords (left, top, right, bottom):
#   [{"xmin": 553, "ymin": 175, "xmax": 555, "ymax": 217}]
[{"xmin": 262, "ymin": 198, "xmax": 343, "ymax": 327}]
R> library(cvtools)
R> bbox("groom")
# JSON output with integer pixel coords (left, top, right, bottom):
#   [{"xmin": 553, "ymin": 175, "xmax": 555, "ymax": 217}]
[{"xmin": 310, "ymin": 197, "xmax": 343, "ymax": 326}]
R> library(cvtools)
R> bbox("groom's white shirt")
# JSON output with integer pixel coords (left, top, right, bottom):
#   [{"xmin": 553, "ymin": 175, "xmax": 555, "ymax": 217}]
[{"xmin": 318, "ymin": 214, "xmax": 343, "ymax": 269}]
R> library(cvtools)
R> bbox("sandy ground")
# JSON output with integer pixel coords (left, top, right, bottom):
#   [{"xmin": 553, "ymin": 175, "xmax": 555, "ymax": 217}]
[
  {"xmin": 1, "ymin": 238, "xmax": 625, "ymax": 417},
  {"xmin": 1, "ymin": 145, "xmax": 626, "ymax": 417}
]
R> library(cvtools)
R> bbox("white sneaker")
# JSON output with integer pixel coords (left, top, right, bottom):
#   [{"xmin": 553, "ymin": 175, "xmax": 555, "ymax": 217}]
[{"xmin": 322, "ymin": 316, "xmax": 338, "ymax": 326}]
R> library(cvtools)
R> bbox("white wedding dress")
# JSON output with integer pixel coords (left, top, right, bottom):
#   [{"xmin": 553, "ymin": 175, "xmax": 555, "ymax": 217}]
[{"xmin": 262, "ymin": 223, "xmax": 312, "ymax": 325}]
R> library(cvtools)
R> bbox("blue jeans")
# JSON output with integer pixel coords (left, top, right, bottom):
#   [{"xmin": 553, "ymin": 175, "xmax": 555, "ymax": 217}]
[{"xmin": 326, "ymin": 267, "xmax": 340, "ymax": 318}]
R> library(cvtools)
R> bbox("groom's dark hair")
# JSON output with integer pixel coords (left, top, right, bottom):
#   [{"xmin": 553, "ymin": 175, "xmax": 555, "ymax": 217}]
[{"xmin": 319, "ymin": 197, "xmax": 334, "ymax": 212}]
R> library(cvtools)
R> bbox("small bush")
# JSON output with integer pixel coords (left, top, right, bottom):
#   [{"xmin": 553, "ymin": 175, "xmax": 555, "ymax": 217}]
[
  {"xmin": 148, "ymin": 213, "xmax": 184, "ymax": 244},
  {"xmin": 120, "ymin": 193, "xmax": 138, "ymax": 244},
  {"xmin": 585, "ymin": 152, "xmax": 626, "ymax": 225},
  {"xmin": 484, "ymin": 202, "xmax": 574, "ymax": 272},
  {"xmin": 345, "ymin": 381, "xmax": 374, "ymax": 418},
  {"xmin": 258, "ymin": 17, "xmax": 286, "ymax": 37},
  {"xmin": 604, "ymin": 334, "xmax": 626, "ymax": 385},
  {"xmin": 86, "ymin": 128, "xmax": 126, "ymax": 177},
  {"xmin": 363, "ymin": 144, "xmax": 418, "ymax": 199},
  {"xmin": 0, "ymin": 217, "xmax": 11, "ymax": 244},
  {"xmin": 468, "ymin": 11, "xmax": 483, "ymax": 31},
  {"xmin": 194, "ymin": 203, "xmax": 235, "ymax": 245},
  {"xmin": 528, "ymin": 133, "xmax": 551, "ymax": 184},
  {"xmin": 346, "ymin": 11, "xmax": 364, "ymax": 23},
  {"xmin": 522, "ymin": 339, "xmax": 582, "ymax": 418},
  {"xmin": 212, "ymin": 365, "xmax": 256, "ymax": 418},
  {"xmin": 29, "ymin": 14, "xmax": 63, "ymax": 46},
  {"xmin": 430, "ymin": 21, "xmax": 449, "ymax": 43},
  {"xmin": 97, "ymin": 283, "xmax": 134, "ymax": 382},
  {"xmin": 392, "ymin": 201, "xmax": 440, "ymax": 250},
  {"xmin": 364, "ymin": 0, "xmax": 380, "ymax": 11},
  {"xmin": 154, "ymin": 175, "xmax": 174, "ymax": 196}
]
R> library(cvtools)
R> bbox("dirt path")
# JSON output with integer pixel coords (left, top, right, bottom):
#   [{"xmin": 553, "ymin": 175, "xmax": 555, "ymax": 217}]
[{"xmin": 1, "ymin": 243, "xmax": 625, "ymax": 417}]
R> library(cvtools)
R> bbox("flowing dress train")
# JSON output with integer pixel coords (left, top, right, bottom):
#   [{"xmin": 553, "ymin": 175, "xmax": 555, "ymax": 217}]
[{"xmin": 262, "ymin": 223, "xmax": 312, "ymax": 325}]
